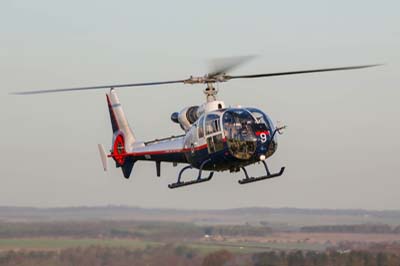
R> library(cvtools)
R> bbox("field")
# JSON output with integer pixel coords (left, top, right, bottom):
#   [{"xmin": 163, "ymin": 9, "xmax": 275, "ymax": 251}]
[
  {"xmin": 0, "ymin": 207, "xmax": 400, "ymax": 265},
  {"xmin": 0, "ymin": 237, "xmax": 328, "ymax": 253},
  {"xmin": 0, "ymin": 238, "xmax": 161, "ymax": 251}
]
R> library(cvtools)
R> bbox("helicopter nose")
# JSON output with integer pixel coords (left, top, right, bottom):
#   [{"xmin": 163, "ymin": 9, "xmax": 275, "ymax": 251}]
[{"xmin": 256, "ymin": 137, "xmax": 277, "ymax": 160}]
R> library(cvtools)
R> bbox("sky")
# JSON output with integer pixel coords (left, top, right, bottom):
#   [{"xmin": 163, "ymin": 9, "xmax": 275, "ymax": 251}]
[{"xmin": 0, "ymin": 0, "xmax": 399, "ymax": 210}]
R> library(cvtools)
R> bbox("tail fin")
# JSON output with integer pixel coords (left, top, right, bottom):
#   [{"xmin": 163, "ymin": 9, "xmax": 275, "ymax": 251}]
[
  {"xmin": 106, "ymin": 89, "xmax": 135, "ymax": 144},
  {"xmin": 106, "ymin": 89, "xmax": 136, "ymax": 178}
]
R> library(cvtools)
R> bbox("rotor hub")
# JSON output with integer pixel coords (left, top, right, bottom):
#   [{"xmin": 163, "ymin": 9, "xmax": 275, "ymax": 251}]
[{"xmin": 204, "ymin": 83, "xmax": 218, "ymax": 102}]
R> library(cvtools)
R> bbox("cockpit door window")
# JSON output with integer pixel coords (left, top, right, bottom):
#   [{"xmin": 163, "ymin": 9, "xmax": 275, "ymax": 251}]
[
  {"xmin": 205, "ymin": 114, "xmax": 224, "ymax": 154},
  {"xmin": 197, "ymin": 115, "xmax": 205, "ymax": 139},
  {"xmin": 205, "ymin": 114, "xmax": 221, "ymax": 135},
  {"xmin": 207, "ymin": 134, "xmax": 224, "ymax": 154}
]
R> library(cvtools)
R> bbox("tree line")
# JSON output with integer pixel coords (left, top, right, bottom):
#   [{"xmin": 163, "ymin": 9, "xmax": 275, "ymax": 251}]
[
  {"xmin": 1, "ymin": 245, "xmax": 400, "ymax": 266},
  {"xmin": 301, "ymin": 224, "xmax": 400, "ymax": 234}
]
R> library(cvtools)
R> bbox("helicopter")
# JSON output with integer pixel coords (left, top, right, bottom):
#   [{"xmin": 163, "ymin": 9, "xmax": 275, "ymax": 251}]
[{"xmin": 14, "ymin": 59, "xmax": 379, "ymax": 189}]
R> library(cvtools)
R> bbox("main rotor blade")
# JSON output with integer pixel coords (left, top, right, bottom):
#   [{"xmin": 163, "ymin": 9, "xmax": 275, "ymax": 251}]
[
  {"xmin": 11, "ymin": 63, "xmax": 381, "ymax": 95},
  {"xmin": 12, "ymin": 79, "xmax": 186, "ymax": 95},
  {"xmin": 226, "ymin": 64, "xmax": 381, "ymax": 80},
  {"xmin": 208, "ymin": 55, "xmax": 256, "ymax": 77}
]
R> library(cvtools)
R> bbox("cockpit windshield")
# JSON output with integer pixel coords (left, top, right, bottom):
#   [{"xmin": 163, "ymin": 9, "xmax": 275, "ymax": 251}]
[
  {"xmin": 247, "ymin": 108, "xmax": 274, "ymax": 133},
  {"xmin": 223, "ymin": 110, "xmax": 256, "ymax": 141},
  {"xmin": 223, "ymin": 109, "xmax": 257, "ymax": 160}
]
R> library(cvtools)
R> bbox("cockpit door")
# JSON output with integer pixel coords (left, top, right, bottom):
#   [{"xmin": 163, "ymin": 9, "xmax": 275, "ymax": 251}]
[
  {"xmin": 207, "ymin": 134, "xmax": 224, "ymax": 154},
  {"xmin": 205, "ymin": 114, "xmax": 224, "ymax": 154}
]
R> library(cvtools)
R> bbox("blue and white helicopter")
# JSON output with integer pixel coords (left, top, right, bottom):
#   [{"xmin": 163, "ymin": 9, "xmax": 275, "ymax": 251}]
[{"xmin": 15, "ymin": 60, "xmax": 378, "ymax": 189}]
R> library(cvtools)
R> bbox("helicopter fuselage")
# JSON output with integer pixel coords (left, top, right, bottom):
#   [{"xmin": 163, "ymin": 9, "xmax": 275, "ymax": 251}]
[
  {"xmin": 100, "ymin": 89, "xmax": 285, "ymax": 187},
  {"xmin": 120, "ymin": 106, "xmax": 278, "ymax": 173}
]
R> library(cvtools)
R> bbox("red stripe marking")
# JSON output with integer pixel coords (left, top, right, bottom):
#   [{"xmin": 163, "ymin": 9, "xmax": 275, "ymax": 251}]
[
  {"xmin": 255, "ymin": 130, "xmax": 270, "ymax": 136},
  {"xmin": 107, "ymin": 143, "xmax": 209, "ymax": 158}
]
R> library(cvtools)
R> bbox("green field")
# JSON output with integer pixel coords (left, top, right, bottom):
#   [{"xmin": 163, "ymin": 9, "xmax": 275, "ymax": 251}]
[
  {"xmin": 188, "ymin": 241, "xmax": 327, "ymax": 254},
  {"xmin": 0, "ymin": 238, "xmax": 161, "ymax": 250},
  {"xmin": 0, "ymin": 238, "xmax": 326, "ymax": 254}
]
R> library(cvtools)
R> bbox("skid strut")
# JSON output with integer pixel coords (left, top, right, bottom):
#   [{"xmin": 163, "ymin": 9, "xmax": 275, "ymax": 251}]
[
  {"xmin": 239, "ymin": 160, "xmax": 285, "ymax": 184},
  {"xmin": 168, "ymin": 159, "xmax": 214, "ymax": 189}
]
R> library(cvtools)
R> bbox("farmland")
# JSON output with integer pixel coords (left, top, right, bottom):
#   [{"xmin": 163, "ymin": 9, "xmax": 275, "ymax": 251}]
[{"xmin": 0, "ymin": 207, "xmax": 400, "ymax": 265}]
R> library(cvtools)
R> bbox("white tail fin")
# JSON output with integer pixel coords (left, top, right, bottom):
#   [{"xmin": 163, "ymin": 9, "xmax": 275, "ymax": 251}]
[{"xmin": 106, "ymin": 89, "xmax": 136, "ymax": 151}]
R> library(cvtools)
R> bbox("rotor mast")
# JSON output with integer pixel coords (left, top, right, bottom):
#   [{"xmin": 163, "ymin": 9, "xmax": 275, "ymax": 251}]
[{"xmin": 204, "ymin": 83, "xmax": 218, "ymax": 102}]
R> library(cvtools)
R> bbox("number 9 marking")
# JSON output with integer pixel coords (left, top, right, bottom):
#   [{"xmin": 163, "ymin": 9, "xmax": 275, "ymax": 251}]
[{"xmin": 260, "ymin": 133, "xmax": 267, "ymax": 143}]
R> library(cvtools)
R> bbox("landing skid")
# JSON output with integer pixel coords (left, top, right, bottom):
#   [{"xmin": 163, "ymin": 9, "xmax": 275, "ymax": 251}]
[
  {"xmin": 168, "ymin": 159, "xmax": 214, "ymax": 189},
  {"xmin": 238, "ymin": 160, "xmax": 285, "ymax": 184}
]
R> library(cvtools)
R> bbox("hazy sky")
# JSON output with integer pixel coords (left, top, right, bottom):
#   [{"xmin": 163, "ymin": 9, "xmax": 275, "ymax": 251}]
[{"xmin": 1, "ymin": 0, "xmax": 399, "ymax": 209}]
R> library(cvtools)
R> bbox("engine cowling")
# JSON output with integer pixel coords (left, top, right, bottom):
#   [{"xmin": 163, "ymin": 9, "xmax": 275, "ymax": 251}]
[
  {"xmin": 170, "ymin": 106, "xmax": 199, "ymax": 131},
  {"xmin": 170, "ymin": 112, "xmax": 179, "ymax": 123}
]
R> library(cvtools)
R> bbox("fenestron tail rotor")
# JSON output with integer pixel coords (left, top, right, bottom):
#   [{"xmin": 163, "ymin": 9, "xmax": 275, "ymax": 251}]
[{"xmin": 11, "ymin": 61, "xmax": 381, "ymax": 95}]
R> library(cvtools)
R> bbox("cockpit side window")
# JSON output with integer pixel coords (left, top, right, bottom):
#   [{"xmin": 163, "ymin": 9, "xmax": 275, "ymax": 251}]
[
  {"xmin": 197, "ymin": 115, "xmax": 205, "ymax": 139},
  {"xmin": 205, "ymin": 114, "xmax": 221, "ymax": 135}
]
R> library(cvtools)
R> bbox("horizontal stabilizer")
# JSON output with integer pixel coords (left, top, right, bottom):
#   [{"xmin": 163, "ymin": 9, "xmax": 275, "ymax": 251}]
[{"xmin": 98, "ymin": 144, "xmax": 108, "ymax": 171}]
